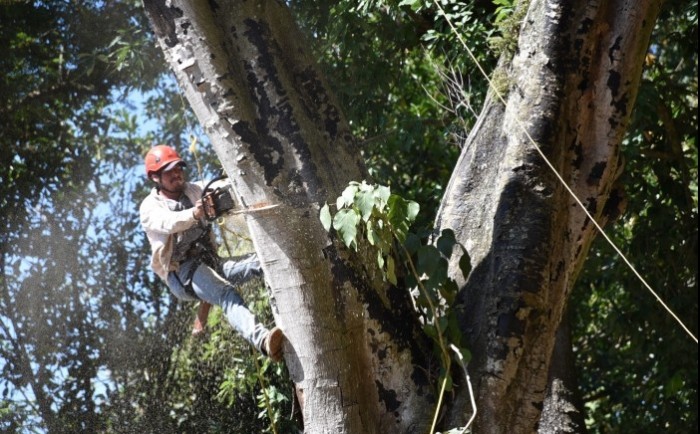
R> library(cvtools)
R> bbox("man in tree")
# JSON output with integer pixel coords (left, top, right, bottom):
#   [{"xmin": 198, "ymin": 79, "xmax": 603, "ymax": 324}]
[{"xmin": 139, "ymin": 144, "xmax": 284, "ymax": 361}]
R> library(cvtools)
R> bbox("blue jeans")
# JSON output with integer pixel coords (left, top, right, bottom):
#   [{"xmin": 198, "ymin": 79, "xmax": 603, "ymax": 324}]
[{"xmin": 167, "ymin": 253, "xmax": 269, "ymax": 351}]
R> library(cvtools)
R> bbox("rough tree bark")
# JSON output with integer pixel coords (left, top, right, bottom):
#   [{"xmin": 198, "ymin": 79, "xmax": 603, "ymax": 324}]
[
  {"xmin": 143, "ymin": 1, "xmax": 435, "ymax": 433},
  {"xmin": 143, "ymin": 0, "xmax": 662, "ymax": 433},
  {"xmin": 435, "ymin": 0, "xmax": 661, "ymax": 432}
]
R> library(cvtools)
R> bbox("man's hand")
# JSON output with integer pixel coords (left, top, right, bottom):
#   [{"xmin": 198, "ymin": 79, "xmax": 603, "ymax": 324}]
[
  {"xmin": 192, "ymin": 302, "xmax": 212, "ymax": 337},
  {"xmin": 192, "ymin": 199, "xmax": 205, "ymax": 220}
]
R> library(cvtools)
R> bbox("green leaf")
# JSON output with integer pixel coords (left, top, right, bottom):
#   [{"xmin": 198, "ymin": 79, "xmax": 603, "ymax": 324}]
[
  {"xmin": 439, "ymin": 279, "xmax": 458, "ymax": 305},
  {"xmin": 404, "ymin": 232, "xmax": 421, "ymax": 255},
  {"xmin": 425, "ymin": 257, "xmax": 448, "ymax": 290},
  {"xmin": 355, "ymin": 190, "xmax": 375, "ymax": 221},
  {"xmin": 367, "ymin": 220, "xmax": 379, "ymax": 246},
  {"xmin": 446, "ymin": 310, "xmax": 462, "ymax": 344},
  {"xmin": 339, "ymin": 183, "xmax": 359, "ymax": 208},
  {"xmin": 416, "ymin": 291, "xmax": 430, "ymax": 311},
  {"xmin": 406, "ymin": 200, "xmax": 420, "ymax": 222},
  {"xmin": 358, "ymin": 180, "xmax": 374, "ymax": 191},
  {"xmin": 399, "ymin": 0, "xmax": 427, "ymax": 12},
  {"xmin": 387, "ymin": 197, "xmax": 408, "ymax": 240},
  {"xmin": 666, "ymin": 371, "xmax": 684, "ymax": 396},
  {"xmin": 438, "ymin": 316, "xmax": 448, "ymax": 333},
  {"xmin": 320, "ymin": 203, "xmax": 332, "ymax": 232},
  {"xmin": 107, "ymin": 35, "xmax": 123, "ymax": 48},
  {"xmin": 423, "ymin": 323, "xmax": 437, "ymax": 339},
  {"xmin": 439, "ymin": 371, "xmax": 453, "ymax": 392},
  {"xmin": 417, "ymin": 245, "xmax": 440, "ymax": 276},
  {"xmin": 389, "ymin": 195, "xmax": 416, "ymax": 223},
  {"xmin": 333, "ymin": 208, "xmax": 360, "ymax": 249},
  {"xmin": 387, "ymin": 255, "xmax": 397, "ymax": 285},
  {"xmin": 373, "ymin": 184, "xmax": 391, "ymax": 211}
]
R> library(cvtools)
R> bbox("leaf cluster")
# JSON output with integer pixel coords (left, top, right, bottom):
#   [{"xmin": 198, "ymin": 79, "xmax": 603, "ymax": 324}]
[
  {"xmin": 321, "ymin": 181, "xmax": 419, "ymax": 284},
  {"xmin": 320, "ymin": 181, "xmax": 472, "ymax": 396}
]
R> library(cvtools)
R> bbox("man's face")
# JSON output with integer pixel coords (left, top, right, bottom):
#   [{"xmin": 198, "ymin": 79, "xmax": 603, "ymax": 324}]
[{"xmin": 157, "ymin": 165, "xmax": 186, "ymax": 193}]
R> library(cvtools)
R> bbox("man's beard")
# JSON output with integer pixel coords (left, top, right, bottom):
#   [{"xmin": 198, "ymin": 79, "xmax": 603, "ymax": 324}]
[{"xmin": 160, "ymin": 179, "xmax": 185, "ymax": 194}]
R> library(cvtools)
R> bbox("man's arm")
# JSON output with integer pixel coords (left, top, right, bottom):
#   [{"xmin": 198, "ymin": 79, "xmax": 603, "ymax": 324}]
[{"xmin": 140, "ymin": 194, "xmax": 204, "ymax": 234}]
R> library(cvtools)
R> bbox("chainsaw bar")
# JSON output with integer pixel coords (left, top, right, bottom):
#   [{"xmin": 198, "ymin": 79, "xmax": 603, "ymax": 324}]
[{"xmin": 230, "ymin": 203, "xmax": 281, "ymax": 215}]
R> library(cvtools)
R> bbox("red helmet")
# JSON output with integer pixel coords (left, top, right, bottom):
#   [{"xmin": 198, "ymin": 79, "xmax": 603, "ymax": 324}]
[{"xmin": 144, "ymin": 145, "xmax": 186, "ymax": 177}]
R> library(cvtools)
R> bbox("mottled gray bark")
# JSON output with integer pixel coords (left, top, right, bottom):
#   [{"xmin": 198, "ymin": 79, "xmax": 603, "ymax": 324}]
[
  {"xmin": 539, "ymin": 312, "xmax": 588, "ymax": 434},
  {"xmin": 142, "ymin": 1, "xmax": 434, "ymax": 433},
  {"xmin": 436, "ymin": 0, "xmax": 662, "ymax": 432}
]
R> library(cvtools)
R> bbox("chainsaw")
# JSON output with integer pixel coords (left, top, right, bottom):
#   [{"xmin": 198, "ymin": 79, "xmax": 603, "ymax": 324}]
[{"xmin": 201, "ymin": 174, "xmax": 279, "ymax": 220}]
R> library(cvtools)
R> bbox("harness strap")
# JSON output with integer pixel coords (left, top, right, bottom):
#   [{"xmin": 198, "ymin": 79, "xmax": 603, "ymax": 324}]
[
  {"xmin": 174, "ymin": 266, "xmax": 199, "ymax": 299},
  {"xmin": 170, "ymin": 191, "xmax": 220, "ymax": 299},
  {"xmin": 174, "ymin": 250, "xmax": 221, "ymax": 300}
]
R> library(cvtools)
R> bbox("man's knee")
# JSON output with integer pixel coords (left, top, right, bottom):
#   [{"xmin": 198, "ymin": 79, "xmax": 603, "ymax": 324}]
[{"xmin": 223, "ymin": 254, "xmax": 263, "ymax": 284}]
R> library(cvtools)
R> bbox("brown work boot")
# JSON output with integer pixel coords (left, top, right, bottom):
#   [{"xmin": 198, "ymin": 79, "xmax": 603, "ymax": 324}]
[{"xmin": 263, "ymin": 327, "xmax": 285, "ymax": 362}]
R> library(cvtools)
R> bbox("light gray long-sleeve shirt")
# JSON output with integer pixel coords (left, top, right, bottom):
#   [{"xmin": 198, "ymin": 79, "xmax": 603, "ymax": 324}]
[{"xmin": 139, "ymin": 182, "xmax": 207, "ymax": 281}]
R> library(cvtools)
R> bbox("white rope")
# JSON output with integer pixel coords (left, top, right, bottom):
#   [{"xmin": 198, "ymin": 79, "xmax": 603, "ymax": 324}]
[
  {"xmin": 450, "ymin": 344, "xmax": 477, "ymax": 433},
  {"xmin": 432, "ymin": 0, "xmax": 697, "ymax": 344}
]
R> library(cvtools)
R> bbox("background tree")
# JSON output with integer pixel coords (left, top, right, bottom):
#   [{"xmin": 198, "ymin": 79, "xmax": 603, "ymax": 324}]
[
  {"xmin": 0, "ymin": 1, "xmax": 280, "ymax": 432},
  {"xmin": 0, "ymin": 1, "xmax": 164, "ymax": 431}
]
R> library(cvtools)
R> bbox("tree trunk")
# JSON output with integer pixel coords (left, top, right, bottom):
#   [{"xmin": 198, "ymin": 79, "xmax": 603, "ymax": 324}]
[
  {"xmin": 435, "ymin": 0, "xmax": 662, "ymax": 432},
  {"xmin": 143, "ymin": 1, "xmax": 435, "ymax": 432},
  {"xmin": 538, "ymin": 311, "xmax": 588, "ymax": 434},
  {"xmin": 144, "ymin": 0, "xmax": 664, "ymax": 432}
]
